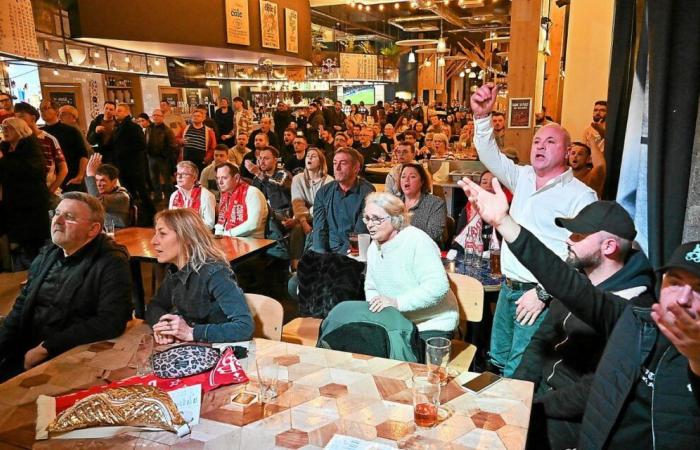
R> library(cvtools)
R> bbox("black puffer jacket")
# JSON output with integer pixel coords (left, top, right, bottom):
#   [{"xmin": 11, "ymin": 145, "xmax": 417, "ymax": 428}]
[
  {"xmin": 513, "ymin": 249, "xmax": 656, "ymax": 420},
  {"xmin": 0, "ymin": 234, "xmax": 133, "ymax": 359},
  {"xmin": 509, "ymin": 227, "xmax": 700, "ymax": 450}
]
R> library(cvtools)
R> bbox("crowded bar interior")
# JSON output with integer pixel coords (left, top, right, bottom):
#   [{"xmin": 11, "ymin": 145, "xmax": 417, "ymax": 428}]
[{"xmin": 0, "ymin": 0, "xmax": 698, "ymax": 448}]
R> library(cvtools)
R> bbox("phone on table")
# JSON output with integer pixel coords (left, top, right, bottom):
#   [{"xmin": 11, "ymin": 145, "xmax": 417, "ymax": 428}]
[{"xmin": 461, "ymin": 371, "xmax": 502, "ymax": 394}]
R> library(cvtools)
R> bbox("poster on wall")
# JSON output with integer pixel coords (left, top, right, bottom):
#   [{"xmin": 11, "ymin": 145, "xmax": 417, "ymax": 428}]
[
  {"xmin": 0, "ymin": 0, "xmax": 40, "ymax": 58},
  {"xmin": 339, "ymin": 53, "xmax": 377, "ymax": 80},
  {"xmin": 225, "ymin": 0, "xmax": 250, "ymax": 46},
  {"xmin": 285, "ymin": 9, "xmax": 298, "ymax": 54},
  {"xmin": 260, "ymin": 0, "xmax": 280, "ymax": 50},
  {"xmin": 49, "ymin": 92, "xmax": 76, "ymax": 107},
  {"xmin": 508, "ymin": 98, "xmax": 532, "ymax": 128}
]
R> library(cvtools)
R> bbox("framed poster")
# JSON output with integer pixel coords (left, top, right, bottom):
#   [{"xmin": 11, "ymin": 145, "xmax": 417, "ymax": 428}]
[
  {"xmin": 49, "ymin": 91, "xmax": 76, "ymax": 107},
  {"xmin": 285, "ymin": 8, "xmax": 298, "ymax": 54},
  {"xmin": 260, "ymin": 0, "xmax": 280, "ymax": 50},
  {"xmin": 225, "ymin": 0, "xmax": 250, "ymax": 46},
  {"xmin": 508, "ymin": 98, "xmax": 532, "ymax": 128}
]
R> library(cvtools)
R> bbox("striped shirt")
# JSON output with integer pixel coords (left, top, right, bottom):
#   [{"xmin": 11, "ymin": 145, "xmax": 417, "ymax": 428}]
[
  {"xmin": 184, "ymin": 125, "xmax": 206, "ymax": 153},
  {"xmin": 37, "ymin": 131, "xmax": 65, "ymax": 173}
]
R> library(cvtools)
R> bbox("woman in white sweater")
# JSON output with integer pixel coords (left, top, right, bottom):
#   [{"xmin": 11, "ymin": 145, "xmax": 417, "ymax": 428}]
[{"xmin": 364, "ymin": 192, "xmax": 458, "ymax": 341}]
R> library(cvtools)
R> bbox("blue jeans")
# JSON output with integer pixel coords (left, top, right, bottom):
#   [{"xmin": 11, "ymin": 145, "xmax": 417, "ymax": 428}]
[{"xmin": 489, "ymin": 283, "xmax": 548, "ymax": 377}]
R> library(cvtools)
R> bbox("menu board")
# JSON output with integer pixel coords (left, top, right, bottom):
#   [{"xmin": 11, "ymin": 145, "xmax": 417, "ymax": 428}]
[
  {"xmin": 166, "ymin": 58, "xmax": 207, "ymax": 88},
  {"xmin": 225, "ymin": 0, "xmax": 250, "ymax": 46},
  {"xmin": 285, "ymin": 8, "xmax": 298, "ymax": 54},
  {"xmin": 0, "ymin": 0, "xmax": 39, "ymax": 58},
  {"xmin": 286, "ymin": 67, "xmax": 305, "ymax": 82},
  {"xmin": 339, "ymin": 53, "xmax": 378, "ymax": 80},
  {"xmin": 260, "ymin": 0, "xmax": 280, "ymax": 50},
  {"xmin": 508, "ymin": 98, "xmax": 532, "ymax": 128},
  {"xmin": 49, "ymin": 92, "xmax": 76, "ymax": 107}
]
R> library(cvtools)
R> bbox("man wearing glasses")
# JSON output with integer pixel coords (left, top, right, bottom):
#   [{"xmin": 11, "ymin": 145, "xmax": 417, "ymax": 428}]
[
  {"xmin": 0, "ymin": 92, "xmax": 14, "ymax": 124},
  {"xmin": 0, "ymin": 192, "xmax": 132, "ymax": 382},
  {"xmin": 168, "ymin": 161, "xmax": 216, "ymax": 229}
]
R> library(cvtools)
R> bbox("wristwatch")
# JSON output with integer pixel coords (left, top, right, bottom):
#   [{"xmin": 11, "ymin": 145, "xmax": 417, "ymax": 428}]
[{"xmin": 535, "ymin": 284, "xmax": 553, "ymax": 305}]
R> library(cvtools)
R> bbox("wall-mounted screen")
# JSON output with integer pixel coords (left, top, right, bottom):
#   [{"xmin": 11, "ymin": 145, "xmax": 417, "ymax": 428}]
[{"xmin": 342, "ymin": 85, "xmax": 375, "ymax": 105}]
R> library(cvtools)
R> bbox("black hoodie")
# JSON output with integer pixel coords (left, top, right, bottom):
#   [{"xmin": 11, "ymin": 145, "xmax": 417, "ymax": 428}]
[{"xmin": 513, "ymin": 249, "xmax": 656, "ymax": 420}]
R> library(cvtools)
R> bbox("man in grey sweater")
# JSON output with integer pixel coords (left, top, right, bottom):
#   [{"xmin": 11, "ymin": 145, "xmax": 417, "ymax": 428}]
[{"xmin": 85, "ymin": 153, "xmax": 131, "ymax": 227}]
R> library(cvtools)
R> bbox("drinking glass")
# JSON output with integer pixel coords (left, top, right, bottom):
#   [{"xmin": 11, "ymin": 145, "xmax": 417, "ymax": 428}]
[
  {"xmin": 104, "ymin": 219, "xmax": 115, "ymax": 238},
  {"xmin": 135, "ymin": 334, "xmax": 154, "ymax": 376},
  {"xmin": 412, "ymin": 372, "xmax": 441, "ymax": 428},
  {"xmin": 256, "ymin": 357, "xmax": 279, "ymax": 403},
  {"xmin": 425, "ymin": 337, "xmax": 451, "ymax": 385},
  {"xmin": 348, "ymin": 232, "xmax": 360, "ymax": 256}
]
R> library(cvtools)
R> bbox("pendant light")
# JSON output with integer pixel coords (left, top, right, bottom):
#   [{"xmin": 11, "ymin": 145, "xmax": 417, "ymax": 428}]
[
  {"xmin": 437, "ymin": 55, "xmax": 445, "ymax": 67},
  {"xmin": 408, "ymin": 49, "xmax": 416, "ymax": 63}
]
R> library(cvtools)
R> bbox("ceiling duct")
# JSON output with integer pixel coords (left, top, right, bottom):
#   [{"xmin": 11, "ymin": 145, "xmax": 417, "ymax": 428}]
[{"xmin": 388, "ymin": 15, "xmax": 440, "ymax": 33}]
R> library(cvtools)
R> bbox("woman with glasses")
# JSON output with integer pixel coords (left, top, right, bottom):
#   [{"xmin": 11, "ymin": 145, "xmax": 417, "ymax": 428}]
[
  {"xmin": 431, "ymin": 133, "xmax": 449, "ymax": 159},
  {"xmin": 168, "ymin": 160, "xmax": 217, "ymax": 229},
  {"xmin": 363, "ymin": 192, "xmax": 458, "ymax": 342},
  {"xmin": 145, "ymin": 208, "xmax": 254, "ymax": 344},
  {"xmin": 399, "ymin": 163, "xmax": 446, "ymax": 244},
  {"xmin": 0, "ymin": 117, "xmax": 51, "ymax": 268}
]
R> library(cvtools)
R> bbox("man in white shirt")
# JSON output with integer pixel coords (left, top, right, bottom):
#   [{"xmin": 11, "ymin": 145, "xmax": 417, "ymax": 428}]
[
  {"xmin": 214, "ymin": 162, "xmax": 267, "ymax": 238},
  {"xmin": 471, "ymin": 83, "xmax": 597, "ymax": 376},
  {"xmin": 168, "ymin": 161, "xmax": 216, "ymax": 229}
]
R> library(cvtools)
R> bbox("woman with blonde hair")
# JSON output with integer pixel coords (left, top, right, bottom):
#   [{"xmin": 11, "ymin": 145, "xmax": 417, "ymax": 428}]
[
  {"xmin": 363, "ymin": 192, "xmax": 458, "ymax": 342},
  {"xmin": 145, "ymin": 208, "xmax": 254, "ymax": 344},
  {"xmin": 431, "ymin": 132, "xmax": 449, "ymax": 158}
]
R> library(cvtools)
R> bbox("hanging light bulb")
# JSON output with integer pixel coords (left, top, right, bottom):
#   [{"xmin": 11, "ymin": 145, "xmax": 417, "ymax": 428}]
[
  {"xmin": 437, "ymin": 37, "xmax": 447, "ymax": 52},
  {"xmin": 437, "ymin": 55, "xmax": 445, "ymax": 67},
  {"xmin": 394, "ymin": 2, "xmax": 400, "ymax": 9},
  {"xmin": 379, "ymin": 4, "xmax": 384, "ymax": 10},
  {"xmin": 93, "ymin": 50, "xmax": 100, "ymax": 58},
  {"xmin": 124, "ymin": 55, "xmax": 130, "ymax": 62},
  {"xmin": 154, "ymin": 59, "xmax": 160, "ymax": 66},
  {"xmin": 349, "ymin": 0, "xmax": 355, "ymax": 6},
  {"xmin": 459, "ymin": 71, "xmax": 465, "ymax": 78},
  {"xmin": 408, "ymin": 49, "xmax": 416, "ymax": 63},
  {"xmin": 52, "ymin": 68, "xmax": 59, "ymax": 76},
  {"xmin": 443, "ymin": 0, "xmax": 450, "ymax": 4},
  {"xmin": 468, "ymin": 71, "xmax": 476, "ymax": 79},
  {"xmin": 470, "ymin": 61, "xmax": 478, "ymax": 68},
  {"xmin": 410, "ymin": 1, "xmax": 418, "ymax": 9},
  {"xmin": 365, "ymin": 4, "xmax": 371, "ymax": 10}
]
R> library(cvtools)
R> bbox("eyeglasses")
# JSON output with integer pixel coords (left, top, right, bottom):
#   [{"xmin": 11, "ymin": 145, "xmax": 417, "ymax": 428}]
[
  {"xmin": 176, "ymin": 172, "xmax": 195, "ymax": 178},
  {"xmin": 49, "ymin": 209, "xmax": 92, "ymax": 223},
  {"xmin": 362, "ymin": 215, "xmax": 390, "ymax": 226}
]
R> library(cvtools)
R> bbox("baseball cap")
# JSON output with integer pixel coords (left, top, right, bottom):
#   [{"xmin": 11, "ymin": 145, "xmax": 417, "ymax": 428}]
[
  {"xmin": 555, "ymin": 201, "xmax": 637, "ymax": 241},
  {"xmin": 658, "ymin": 241, "xmax": 700, "ymax": 279}
]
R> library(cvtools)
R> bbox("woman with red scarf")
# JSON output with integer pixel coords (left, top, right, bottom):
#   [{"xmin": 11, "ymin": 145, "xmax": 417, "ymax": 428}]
[{"xmin": 168, "ymin": 161, "xmax": 216, "ymax": 229}]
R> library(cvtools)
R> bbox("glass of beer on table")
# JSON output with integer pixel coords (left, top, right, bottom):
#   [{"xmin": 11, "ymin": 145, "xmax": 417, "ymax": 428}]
[{"xmin": 412, "ymin": 372, "xmax": 441, "ymax": 428}]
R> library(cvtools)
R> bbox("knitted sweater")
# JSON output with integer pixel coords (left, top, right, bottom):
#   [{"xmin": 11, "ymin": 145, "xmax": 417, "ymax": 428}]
[
  {"xmin": 365, "ymin": 226, "xmax": 458, "ymax": 332},
  {"xmin": 291, "ymin": 172, "xmax": 334, "ymax": 221}
]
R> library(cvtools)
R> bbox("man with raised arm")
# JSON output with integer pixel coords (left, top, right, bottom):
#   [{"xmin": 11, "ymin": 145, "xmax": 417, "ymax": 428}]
[{"xmin": 470, "ymin": 83, "xmax": 597, "ymax": 376}]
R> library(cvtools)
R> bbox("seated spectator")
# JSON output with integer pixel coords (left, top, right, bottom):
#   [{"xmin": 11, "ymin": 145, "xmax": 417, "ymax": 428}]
[
  {"xmin": 280, "ymin": 127, "xmax": 296, "ymax": 162},
  {"xmin": 416, "ymin": 132, "xmax": 435, "ymax": 160},
  {"xmin": 0, "ymin": 117, "xmax": 51, "ymax": 268},
  {"xmin": 0, "ymin": 192, "xmax": 132, "ymax": 381},
  {"xmin": 169, "ymin": 161, "xmax": 216, "ymax": 229},
  {"xmin": 569, "ymin": 141, "xmax": 606, "ymax": 198},
  {"xmin": 513, "ymin": 201, "xmax": 654, "ymax": 450},
  {"xmin": 291, "ymin": 148, "xmax": 334, "ymax": 253},
  {"xmin": 363, "ymin": 192, "xmax": 458, "ymax": 342},
  {"xmin": 284, "ymin": 135, "xmax": 308, "ymax": 175},
  {"xmin": 399, "ymin": 163, "xmax": 446, "ymax": 244},
  {"xmin": 251, "ymin": 146, "xmax": 293, "ymax": 214},
  {"xmin": 357, "ymin": 128, "xmax": 388, "ymax": 172},
  {"xmin": 460, "ymin": 177, "xmax": 700, "ymax": 450},
  {"xmin": 241, "ymin": 132, "xmax": 269, "ymax": 180},
  {"xmin": 312, "ymin": 147, "xmax": 375, "ymax": 254},
  {"xmin": 85, "ymin": 153, "xmax": 130, "ymax": 228},
  {"xmin": 412, "ymin": 122, "xmax": 426, "ymax": 148},
  {"xmin": 431, "ymin": 132, "xmax": 449, "ymax": 159},
  {"xmin": 215, "ymin": 162, "xmax": 267, "ymax": 238},
  {"xmin": 247, "ymin": 116, "xmax": 279, "ymax": 151},
  {"xmin": 229, "ymin": 132, "xmax": 250, "ymax": 167},
  {"xmin": 200, "ymin": 144, "xmax": 230, "ymax": 198},
  {"xmin": 385, "ymin": 141, "xmax": 416, "ymax": 196},
  {"xmin": 379, "ymin": 123, "xmax": 397, "ymax": 155},
  {"xmin": 145, "ymin": 209, "xmax": 254, "ymax": 344}
]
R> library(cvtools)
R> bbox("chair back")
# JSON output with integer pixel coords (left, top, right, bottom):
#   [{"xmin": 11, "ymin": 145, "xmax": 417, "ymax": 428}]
[
  {"xmin": 244, "ymin": 293, "xmax": 283, "ymax": 341},
  {"xmin": 129, "ymin": 203, "xmax": 138, "ymax": 227},
  {"xmin": 447, "ymin": 272, "xmax": 484, "ymax": 327}
]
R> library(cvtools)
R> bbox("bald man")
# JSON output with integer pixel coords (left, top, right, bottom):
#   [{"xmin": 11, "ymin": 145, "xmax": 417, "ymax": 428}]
[
  {"xmin": 470, "ymin": 83, "xmax": 597, "ymax": 376},
  {"xmin": 247, "ymin": 116, "xmax": 280, "ymax": 151}
]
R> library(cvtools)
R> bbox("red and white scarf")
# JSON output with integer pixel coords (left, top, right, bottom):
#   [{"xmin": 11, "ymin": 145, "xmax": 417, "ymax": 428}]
[
  {"xmin": 172, "ymin": 184, "xmax": 203, "ymax": 211},
  {"xmin": 217, "ymin": 183, "xmax": 249, "ymax": 231}
]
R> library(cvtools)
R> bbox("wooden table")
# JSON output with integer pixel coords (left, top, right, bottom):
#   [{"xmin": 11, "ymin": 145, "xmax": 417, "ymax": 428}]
[
  {"xmin": 0, "ymin": 325, "xmax": 533, "ymax": 449},
  {"xmin": 115, "ymin": 228, "xmax": 275, "ymax": 317}
]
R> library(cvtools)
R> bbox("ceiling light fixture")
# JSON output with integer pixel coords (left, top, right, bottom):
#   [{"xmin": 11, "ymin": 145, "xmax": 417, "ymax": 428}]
[
  {"xmin": 154, "ymin": 59, "xmax": 160, "ymax": 66},
  {"xmin": 468, "ymin": 71, "xmax": 476, "ymax": 78},
  {"xmin": 379, "ymin": 4, "xmax": 384, "ymax": 10},
  {"xmin": 124, "ymin": 55, "xmax": 130, "ymax": 62},
  {"xmin": 365, "ymin": 4, "xmax": 371, "ymax": 10},
  {"xmin": 437, "ymin": 55, "xmax": 445, "ymax": 67},
  {"xmin": 437, "ymin": 37, "xmax": 446, "ymax": 52},
  {"xmin": 93, "ymin": 51, "xmax": 100, "ymax": 58},
  {"xmin": 459, "ymin": 71, "xmax": 465, "ymax": 77},
  {"xmin": 410, "ymin": 2, "xmax": 418, "ymax": 8},
  {"xmin": 408, "ymin": 49, "xmax": 416, "ymax": 63},
  {"xmin": 52, "ymin": 68, "xmax": 59, "ymax": 76},
  {"xmin": 470, "ymin": 61, "xmax": 478, "ymax": 67},
  {"xmin": 394, "ymin": 2, "xmax": 400, "ymax": 8}
]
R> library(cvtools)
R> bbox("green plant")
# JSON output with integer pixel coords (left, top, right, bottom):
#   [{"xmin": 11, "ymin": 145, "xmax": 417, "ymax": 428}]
[{"xmin": 380, "ymin": 44, "xmax": 401, "ymax": 57}]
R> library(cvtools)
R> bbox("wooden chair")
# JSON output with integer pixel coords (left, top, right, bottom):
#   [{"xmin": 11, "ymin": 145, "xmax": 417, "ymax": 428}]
[
  {"xmin": 447, "ymin": 272, "xmax": 484, "ymax": 372},
  {"xmin": 281, "ymin": 317, "xmax": 323, "ymax": 346},
  {"xmin": 244, "ymin": 294, "xmax": 284, "ymax": 341}
]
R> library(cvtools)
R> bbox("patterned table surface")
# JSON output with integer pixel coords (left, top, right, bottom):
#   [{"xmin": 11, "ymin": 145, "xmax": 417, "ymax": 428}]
[{"xmin": 0, "ymin": 323, "xmax": 532, "ymax": 449}]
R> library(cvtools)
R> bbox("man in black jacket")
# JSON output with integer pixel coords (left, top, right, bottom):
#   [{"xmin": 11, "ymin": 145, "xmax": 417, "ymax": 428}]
[
  {"xmin": 511, "ymin": 201, "xmax": 655, "ymax": 449},
  {"xmin": 460, "ymin": 176, "xmax": 700, "ymax": 450},
  {"xmin": 147, "ymin": 109, "xmax": 179, "ymax": 201},
  {"xmin": 112, "ymin": 103, "xmax": 155, "ymax": 224},
  {"xmin": 0, "ymin": 192, "xmax": 132, "ymax": 382},
  {"xmin": 87, "ymin": 101, "xmax": 117, "ymax": 163}
]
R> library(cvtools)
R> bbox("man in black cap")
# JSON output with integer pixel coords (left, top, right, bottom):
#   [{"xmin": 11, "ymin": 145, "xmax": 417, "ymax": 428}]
[
  {"xmin": 512, "ymin": 201, "xmax": 655, "ymax": 449},
  {"xmin": 460, "ymin": 176, "xmax": 700, "ymax": 450}
]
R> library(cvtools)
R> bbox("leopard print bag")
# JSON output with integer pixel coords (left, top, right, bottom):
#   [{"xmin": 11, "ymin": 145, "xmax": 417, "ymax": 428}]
[{"xmin": 151, "ymin": 344, "xmax": 221, "ymax": 379}]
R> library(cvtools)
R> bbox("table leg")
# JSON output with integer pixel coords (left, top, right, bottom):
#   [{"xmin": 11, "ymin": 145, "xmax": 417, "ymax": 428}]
[{"xmin": 130, "ymin": 259, "xmax": 145, "ymax": 319}]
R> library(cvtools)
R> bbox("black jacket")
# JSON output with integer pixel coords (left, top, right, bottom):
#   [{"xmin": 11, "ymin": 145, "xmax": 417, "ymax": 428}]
[
  {"xmin": 86, "ymin": 113, "xmax": 114, "ymax": 160},
  {"xmin": 513, "ymin": 249, "xmax": 655, "ymax": 420},
  {"xmin": 112, "ymin": 116, "xmax": 147, "ymax": 176},
  {"xmin": 146, "ymin": 123, "xmax": 179, "ymax": 163},
  {"xmin": 0, "ymin": 136, "xmax": 50, "ymax": 247},
  {"xmin": 509, "ymin": 227, "xmax": 700, "ymax": 450},
  {"xmin": 0, "ymin": 234, "xmax": 132, "ymax": 359}
]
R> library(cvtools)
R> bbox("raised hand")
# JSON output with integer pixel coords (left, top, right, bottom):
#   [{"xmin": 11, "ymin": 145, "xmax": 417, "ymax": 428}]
[
  {"xmin": 457, "ymin": 176, "xmax": 510, "ymax": 227},
  {"xmin": 86, "ymin": 153, "xmax": 103, "ymax": 177},
  {"xmin": 470, "ymin": 83, "xmax": 501, "ymax": 119}
]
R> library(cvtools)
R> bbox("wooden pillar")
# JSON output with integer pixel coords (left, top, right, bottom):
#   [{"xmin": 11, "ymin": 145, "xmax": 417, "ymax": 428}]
[
  {"xmin": 505, "ymin": 0, "xmax": 547, "ymax": 163},
  {"xmin": 542, "ymin": 0, "xmax": 566, "ymax": 122}
]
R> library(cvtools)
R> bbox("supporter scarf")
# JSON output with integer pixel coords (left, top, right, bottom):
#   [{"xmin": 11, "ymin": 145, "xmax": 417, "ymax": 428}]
[
  {"xmin": 454, "ymin": 203, "xmax": 484, "ymax": 253},
  {"xmin": 172, "ymin": 184, "xmax": 202, "ymax": 211},
  {"xmin": 217, "ymin": 183, "xmax": 249, "ymax": 231}
]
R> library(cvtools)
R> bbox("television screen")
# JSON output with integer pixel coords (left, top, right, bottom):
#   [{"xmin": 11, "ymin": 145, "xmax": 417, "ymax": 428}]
[
  {"xmin": 343, "ymin": 85, "xmax": 375, "ymax": 105},
  {"xmin": 166, "ymin": 57, "xmax": 207, "ymax": 88}
]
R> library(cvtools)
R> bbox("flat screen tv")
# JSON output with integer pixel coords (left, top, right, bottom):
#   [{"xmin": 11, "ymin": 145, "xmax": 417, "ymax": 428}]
[
  {"xmin": 343, "ymin": 85, "xmax": 375, "ymax": 105},
  {"xmin": 166, "ymin": 57, "xmax": 207, "ymax": 88}
]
